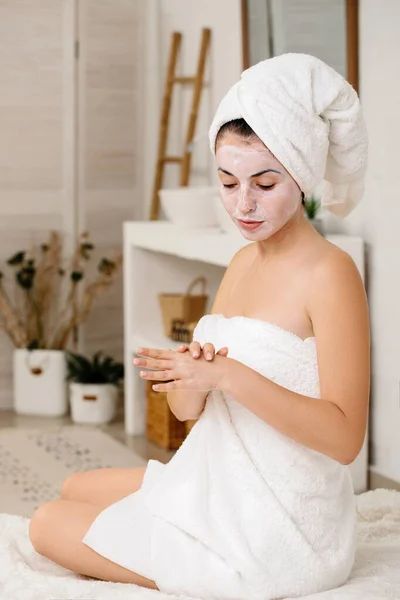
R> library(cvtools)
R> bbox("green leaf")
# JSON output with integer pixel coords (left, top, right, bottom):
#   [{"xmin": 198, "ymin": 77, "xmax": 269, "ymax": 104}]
[
  {"xmin": 304, "ymin": 196, "xmax": 320, "ymax": 220},
  {"xmin": 7, "ymin": 251, "xmax": 26, "ymax": 266},
  {"xmin": 27, "ymin": 339, "xmax": 39, "ymax": 350},
  {"xmin": 16, "ymin": 268, "xmax": 35, "ymax": 290},
  {"xmin": 101, "ymin": 356, "xmax": 113, "ymax": 371},
  {"xmin": 70, "ymin": 271, "xmax": 83, "ymax": 282},
  {"xmin": 66, "ymin": 351, "xmax": 93, "ymax": 382},
  {"xmin": 93, "ymin": 351, "xmax": 102, "ymax": 370}
]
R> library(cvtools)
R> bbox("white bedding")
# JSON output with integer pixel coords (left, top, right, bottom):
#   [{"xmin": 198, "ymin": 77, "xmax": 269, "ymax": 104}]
[{"xmin": 0, "ymin": 488, "xmax": 399, "ymax": 600}]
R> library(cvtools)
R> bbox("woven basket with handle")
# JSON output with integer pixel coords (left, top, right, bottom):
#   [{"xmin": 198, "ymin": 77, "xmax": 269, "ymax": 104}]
[
  {"xmin": 146, "ymin": 380, "xmax": 199, "ymax": 449},
  {"xmin": 170, "ymin": 319, "xmax": 197, "ymax": 343},
  {"xmin": 158, "ymin": 276, "xmax": 208, "ymax": 338}
]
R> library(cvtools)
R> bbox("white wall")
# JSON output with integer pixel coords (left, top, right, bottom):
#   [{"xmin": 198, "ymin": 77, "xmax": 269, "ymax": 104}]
[
  {"xmin": 77, "ymin": 0, "xmax": 144, "ymax": 362},
  {"xmin": 142, "ymin": 0, "xmax": 243, "ymax": 218},
  {"xmin": 0, "ymin": 0, "xmax": 75, "ymax": 409},
  {"xmin": 0, "ymin": 0, "xmax": 144, "ymax": 409},
  {"xmin": 350, "ymin": 0, "xmax": 400, "ymax": 482}
]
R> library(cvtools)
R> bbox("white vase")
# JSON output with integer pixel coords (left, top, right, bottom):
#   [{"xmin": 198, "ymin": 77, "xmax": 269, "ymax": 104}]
[
  {"xmin": 69, "ymin": 382, "xmax": 118, "ymax": 424},
  {"xmin": 13, "ymin": 349, "xmax": 68, "ymax": 416}
]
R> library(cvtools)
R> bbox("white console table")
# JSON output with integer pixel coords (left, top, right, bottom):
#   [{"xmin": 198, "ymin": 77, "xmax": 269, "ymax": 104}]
[{"xmin": 123, "ymin": 221, "xmax": 368, "ymax": 492}]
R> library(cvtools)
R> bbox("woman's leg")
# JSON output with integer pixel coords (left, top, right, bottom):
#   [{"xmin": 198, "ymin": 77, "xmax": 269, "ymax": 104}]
[
  {"xmin": 60, "ymin": 467, "xmax": 146, "ymax": 507},
  {"xmin": 29, "ymin": 499, "xmax": 159, "ymax": 589}
]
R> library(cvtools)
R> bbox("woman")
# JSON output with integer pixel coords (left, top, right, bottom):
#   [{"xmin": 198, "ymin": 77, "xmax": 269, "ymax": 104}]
[{"xmin": 29, "ymin": 54, "xmax": 370, "ymax": 599}]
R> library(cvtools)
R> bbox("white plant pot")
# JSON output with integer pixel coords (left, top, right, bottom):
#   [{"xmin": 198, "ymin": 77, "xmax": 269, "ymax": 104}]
[
  {"xmin": 13, "ymin": 349, "xmax": 68, "ymax": 416},
  {"xmin": 69, "ymin": 383, "xmax": 118, "ymax": 424}
]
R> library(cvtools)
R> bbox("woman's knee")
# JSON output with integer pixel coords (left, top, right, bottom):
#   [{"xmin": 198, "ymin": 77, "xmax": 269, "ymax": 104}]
[
  {"xmin": 29, "ymin": 500, "xmax": 57, "ymax": 554},
  {"xmin": 60, "ymin": 472, "xmax": 81, "ymax": 500}
]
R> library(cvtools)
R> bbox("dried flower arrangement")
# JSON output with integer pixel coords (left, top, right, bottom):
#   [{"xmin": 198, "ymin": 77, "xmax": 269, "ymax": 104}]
[{"xmin": 0, "ymin": 231, "xmax": 122, "ymax": 350}]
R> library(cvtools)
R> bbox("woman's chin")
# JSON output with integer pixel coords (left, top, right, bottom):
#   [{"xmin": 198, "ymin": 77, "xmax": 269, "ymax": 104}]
[{"xmin": 237, "ymin": 221, "xmax": 273, "ymax": 241}]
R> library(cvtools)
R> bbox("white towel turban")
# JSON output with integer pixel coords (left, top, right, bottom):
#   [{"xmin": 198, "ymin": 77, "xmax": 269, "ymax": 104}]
[{"xmin": 209, "ymin": 53, "xmax": 368, "ymax": 217}]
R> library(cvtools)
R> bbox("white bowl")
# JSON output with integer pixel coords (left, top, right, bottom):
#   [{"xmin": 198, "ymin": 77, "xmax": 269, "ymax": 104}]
[
  {"xmin": 212, "ymin": 196, "xmax": 239, "ymax": 234},
  {"xmin": 159, "ymin": 186, "xmax": 219, "ymax": 227}
]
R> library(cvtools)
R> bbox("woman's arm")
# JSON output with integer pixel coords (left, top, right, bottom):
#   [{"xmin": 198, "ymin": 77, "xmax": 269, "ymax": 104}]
[
  {"xmin": 167, "ymin": 250, "xmax": 240, "ymax": 421},
  {"xmin": 167, "ymin": 388, "xmax": 206, "ymax": 422},
  {"xmin": 219, "ymin": 249, "xmax": 370, "ymax": 465}
]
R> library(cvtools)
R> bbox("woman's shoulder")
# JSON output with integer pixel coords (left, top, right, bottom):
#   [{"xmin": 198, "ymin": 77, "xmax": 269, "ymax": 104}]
[
  {"xmin": 307, "ymin": 237, "xmax": 367, "ymax": 328},
  {"xmin": 311, "ymin": 237, "xmax": 362, "ymax": 284}
]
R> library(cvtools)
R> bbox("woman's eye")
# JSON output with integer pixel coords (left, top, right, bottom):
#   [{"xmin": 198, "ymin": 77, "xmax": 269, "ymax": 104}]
[
  {"xmin": 258, "ymin": 184, "xmax": 274, "ymax": 190},
  {"xmin": 222, "ymin": 183, "xmax": 236, "ymax": 189}
]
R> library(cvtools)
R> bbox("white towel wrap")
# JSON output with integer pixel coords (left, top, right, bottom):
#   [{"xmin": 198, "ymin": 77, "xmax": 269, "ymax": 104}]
[{"xmin": 209, "ymin": 53, "xmax": 368, "ymax": 217}]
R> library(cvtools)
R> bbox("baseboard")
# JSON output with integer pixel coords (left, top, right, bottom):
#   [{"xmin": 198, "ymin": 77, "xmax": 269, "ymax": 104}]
[{"xmin": 368, "ymin": 469, "xmax": 400, "ymax": 492}]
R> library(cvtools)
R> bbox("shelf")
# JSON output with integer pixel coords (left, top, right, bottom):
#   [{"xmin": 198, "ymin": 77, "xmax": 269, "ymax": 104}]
[{"xmin": 124, "ymin": 221, "xmax": 248, "ymax": 267}]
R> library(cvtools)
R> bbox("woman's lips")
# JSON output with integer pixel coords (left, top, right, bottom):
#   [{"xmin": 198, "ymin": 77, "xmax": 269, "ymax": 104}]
[{"xmin": 237, "ymin": 219, "xmax": 264, "ymax": 231}]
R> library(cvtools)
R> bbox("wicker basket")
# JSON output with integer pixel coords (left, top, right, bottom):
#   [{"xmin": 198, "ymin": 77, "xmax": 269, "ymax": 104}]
[
  {"xmin": 158, "ymin": 276, "xmax": 208, "ymax": 338},
  {"xmin": 170, "ymin": 319, "xmax": 197, "ymax": 343},
  {"xmin": 145, "ymin": 381, "xmax": 186, "ymax": 449}
]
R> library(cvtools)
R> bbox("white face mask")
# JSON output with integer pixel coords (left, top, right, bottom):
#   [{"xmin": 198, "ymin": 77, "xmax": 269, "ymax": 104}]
[{"xmin": 215, "ymin": 136, "xmax": 302, "ymax": 241}]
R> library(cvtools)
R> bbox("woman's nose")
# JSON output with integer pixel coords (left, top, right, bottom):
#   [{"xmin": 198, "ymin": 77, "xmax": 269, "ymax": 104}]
[{"xmin": 237, "ymin": 187, "xmax": 256, "ymax": 212}]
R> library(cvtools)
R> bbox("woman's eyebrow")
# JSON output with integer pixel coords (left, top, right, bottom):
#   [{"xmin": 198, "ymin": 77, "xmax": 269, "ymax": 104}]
[
  {"xmin": 217, "ymin": 167, "xmax": 281, "ymax": 177},
  {"xmin": 251, "ymin": 168, "xmax": 282, "ymax": 177}
]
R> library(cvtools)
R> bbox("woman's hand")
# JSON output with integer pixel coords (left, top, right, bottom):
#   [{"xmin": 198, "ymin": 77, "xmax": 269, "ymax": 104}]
[
  {"xmin": 132, "ymin": 347, "xmax": 228, "ymax": 393},
  {"xmin": 176, "ymin": 341, "xmax": 229, "ymax": 361}
]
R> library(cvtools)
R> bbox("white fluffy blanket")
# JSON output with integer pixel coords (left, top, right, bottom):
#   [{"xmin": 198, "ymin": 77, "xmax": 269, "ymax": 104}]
[{"xmin": 0, "ymin": 489, "xmax": 399, "ymax": 600}]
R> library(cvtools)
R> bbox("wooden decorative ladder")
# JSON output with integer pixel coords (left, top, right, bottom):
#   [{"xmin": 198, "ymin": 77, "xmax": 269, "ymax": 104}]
[{"xmin": 149, "ymin": 28, "xmax": 211, "ymax": 220}]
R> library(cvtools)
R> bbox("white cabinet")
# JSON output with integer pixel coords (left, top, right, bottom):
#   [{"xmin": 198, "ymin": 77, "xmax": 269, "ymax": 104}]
[{"xmin": 123, "ymin": 221, "xmax": 368, "ymax": 492}]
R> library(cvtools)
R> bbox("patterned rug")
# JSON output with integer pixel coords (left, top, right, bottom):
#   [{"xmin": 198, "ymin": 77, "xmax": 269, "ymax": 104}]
[{"xmin": 0, "ymin": 426, "xmax": 147, "ymax": 517}]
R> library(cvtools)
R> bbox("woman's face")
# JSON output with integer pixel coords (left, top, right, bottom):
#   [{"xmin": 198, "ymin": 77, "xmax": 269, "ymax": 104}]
[{"xmin": 215, "ymin": 134, "xmax": 302, "ymax": 241}]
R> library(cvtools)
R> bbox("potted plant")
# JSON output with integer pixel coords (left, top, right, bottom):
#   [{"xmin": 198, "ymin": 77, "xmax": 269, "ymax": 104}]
[
  {"xmin": 304, "ymin": 195, "xmax": 324, "ymax": 236},
  {"xmin": 0, "ymin": 231, "xmax": 122, "ymax": 416},
  {"xmin": 66, "ymin": 351, "xmax": 124, "ymax": 424}
]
